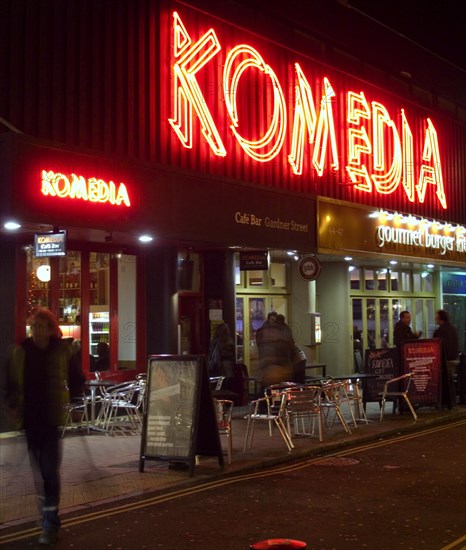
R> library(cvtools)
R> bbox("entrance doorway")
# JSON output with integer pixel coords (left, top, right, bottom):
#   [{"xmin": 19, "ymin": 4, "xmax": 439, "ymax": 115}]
[{"xmin": 235, "ymin": 295, "xmax": 288, "ymax": 379}]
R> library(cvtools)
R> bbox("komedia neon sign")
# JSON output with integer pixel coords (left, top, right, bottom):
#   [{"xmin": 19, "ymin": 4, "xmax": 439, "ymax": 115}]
[
  {"xmin": 41, "ymin": 170, "xmax": 131, "ymax": 207},
  {"xmin": 169, "ymin": 11, "xmax": 447, "ymax": 209}
]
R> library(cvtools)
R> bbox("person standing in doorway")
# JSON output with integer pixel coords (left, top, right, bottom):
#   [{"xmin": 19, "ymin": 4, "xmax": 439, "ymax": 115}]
[
  {"xmin": 5, "ymin": 308, "xmax": 75, "ymax": 545},
  {"xmin": 434, "ymin": 309, "xmax": 459, "ymax": 409}
]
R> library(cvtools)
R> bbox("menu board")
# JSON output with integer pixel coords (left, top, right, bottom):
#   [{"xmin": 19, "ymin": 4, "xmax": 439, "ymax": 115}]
[
  {"xmin": 139, "ymin": 355, "xmax": 223, "ymax": 475},
  {"xmin": 363, "ymin": 348, "xmax": 399, "ymax": 403},
  {"xmin": 402, "ymin": 339, "xmax": 442, "ymax": 407}
]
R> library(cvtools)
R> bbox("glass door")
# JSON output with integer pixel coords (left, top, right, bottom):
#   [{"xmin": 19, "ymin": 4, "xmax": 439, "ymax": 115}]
[{"xmin": 236, "ymin": 295, "xmax": 289, "ymax": 379}]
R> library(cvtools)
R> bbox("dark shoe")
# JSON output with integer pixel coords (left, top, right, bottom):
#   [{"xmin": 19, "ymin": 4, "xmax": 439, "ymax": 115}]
[{"xmin": 38, "ymin": 531, "xmax": 58, "ymax": 545}]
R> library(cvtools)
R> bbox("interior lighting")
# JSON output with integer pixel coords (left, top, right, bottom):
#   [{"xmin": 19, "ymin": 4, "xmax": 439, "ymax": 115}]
[
  {"xmin": 427, "ymin": 264, "xmax": 435, "ymax": 269},
  {"xmin": 348, "ymin": 265, "xmax": 356, "ymax": 272},
  {"xmin": 287, "ymin": 250, "xmax": 297, "ymax": 256},
  {"xmin": 389, "ymin": 260, "xmax": 398, "ymax": 265},
  {"xmin": 138, "ymin": 235, "xmax": 154, "ymax": 243},
  {"xmin": 344, "ymin": 256, "xmax": 353, "ymax": 261},
  {"xmin": 4, "ymin": 221, "xmax": 21, "ymax": 230},
  {"xmin": 36, "ymin": 265, "xmax": 51, "ymax": 282},
  {"xmin": 421, "ymin": 272, "xmax": 429, "ymax": 278}
]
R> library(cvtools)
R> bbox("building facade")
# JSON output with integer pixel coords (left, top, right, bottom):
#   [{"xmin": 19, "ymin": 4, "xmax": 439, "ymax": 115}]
[{"xmin": 1, "ymin": 0, "xmax": 465, "ymax": 396}]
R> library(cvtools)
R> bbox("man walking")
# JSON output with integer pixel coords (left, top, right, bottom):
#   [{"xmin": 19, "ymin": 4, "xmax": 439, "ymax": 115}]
[{"xmin": 5, "ymin": 308, "xmax": 82, "ymax": 545}]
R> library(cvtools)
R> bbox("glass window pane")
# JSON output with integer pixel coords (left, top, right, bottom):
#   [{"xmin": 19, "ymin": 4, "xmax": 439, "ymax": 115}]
[
  {"xmin": 390, "ymin": 271, "xmax": 399, "ymax": 291},
  {"xmin": 401, "ymin": 272, "xmax": 411, "ymax": 291},
  {"xmin": 236, "ymin": 298, "xmax": 244, "ymax": 362},
  {"xmin": 271, "ymin": 263, "xmax": 286, "ymax": 288},
  {"xmin": 423, "ymin": 272, "xmax": 433, "ymax": 292},
  {"xmin": 377, "ymin": 269, "xmax": 387, "ymax": 291},
  {"xmin": 414, "ymin": 299, "xmax": 423, "ymax": 334},
  {"xmin": 58, "ymin": 251, "xmax": 81, "ymax": 339},
  {"xmin": 89, "ymin": 252, "xmax": 110, "ymax": 368},
  {"xmin": 350, "ymin": 267, "xmax": 361, "ymax": 290},
  {"xmin": 365, "ymin": 269, "xmax": 375, "ymax": 291},
  {"xmin": 366, "ymin": 298, "xmax": 376, "ymax": 349},
  {"xmin": 26, "ymin": 249, "xmax": 50, "ymax": 316},
  {"xmin": 426, "ymin": 299, "xmax": 435, "ymax": 338},
  {"xmin": 413, "ymin": 272, "xmax": 421, "ymax": 292},
  {"xmin": 380, "ymin": 299, "xmax": 389, "ymax": 347}
]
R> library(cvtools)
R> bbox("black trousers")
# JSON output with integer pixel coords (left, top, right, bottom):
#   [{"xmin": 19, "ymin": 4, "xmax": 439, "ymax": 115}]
[{"xmin": 25, "ymin": 425, "xmax": 62, "ymax": 532}]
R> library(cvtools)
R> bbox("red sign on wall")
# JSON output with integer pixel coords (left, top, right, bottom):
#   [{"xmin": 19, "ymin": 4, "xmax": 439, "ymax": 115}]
[{"xmin": 167, "ymin": 10, "xmax": 448, "ymax": 212}]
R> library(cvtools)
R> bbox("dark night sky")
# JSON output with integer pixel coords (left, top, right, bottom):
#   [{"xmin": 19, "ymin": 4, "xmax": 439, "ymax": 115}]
[{"xmin": 349, "ymin": 0, "xmax": 466, "ymax": 70}]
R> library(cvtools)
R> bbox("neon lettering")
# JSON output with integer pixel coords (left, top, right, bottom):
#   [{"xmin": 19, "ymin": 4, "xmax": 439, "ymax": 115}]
[
  {"xmin": 288, "ymin": 65, "xmax": 338, "ymax": 175},
  {"xmin": 169, "ymin": 12, "xmax": 448, "ymax": 210},
  {"xmin": 224, "ymin": 45, "xmax": 286, "ymax": 161},
  {"xmin": 417, "ymin": 118, "xmax": 447, "ymax": 208},
  {"xmin": 41, "ymin": 170, "xmax": 131, "ymax": 207},
  {"xmin": 169, "ymin": 12, "xmax": 226, "ymax": 156}
]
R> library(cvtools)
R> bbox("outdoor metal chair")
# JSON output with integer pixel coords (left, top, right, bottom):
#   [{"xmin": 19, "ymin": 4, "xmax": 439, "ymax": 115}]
[
  {"xmin": 97, "ymin": 381, "xmax": 143, "ymax": 433},
  {"xmin": 285, "ymin": 385, "xmax": 324, "ymax": 442},
  {"xmin": 379, "ymin": 372, "xmax": 418, "ymax": 421},
  {"xmin": 214, "ymin": 398, "xmax": 234, "ymax": 463},
  {"xmin": 320, "ymin": 381, "xmax": 352, "ymax": 435},
  {"xmin": 61, "ymin": 394, "xmax": 90, "ymax": 437},
  {"xmin": 243, "ymin": 391, "xmax": 294, "ymax": 452},
  {"xmin": 340, "ymin": 378, "xmax": 368, "ymax": 426}
]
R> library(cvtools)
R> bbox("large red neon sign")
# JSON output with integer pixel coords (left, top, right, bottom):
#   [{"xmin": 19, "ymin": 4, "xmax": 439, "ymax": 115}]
[{"xmin": 169, "ymin": 11, "xmax": 447, "ymax": 209}]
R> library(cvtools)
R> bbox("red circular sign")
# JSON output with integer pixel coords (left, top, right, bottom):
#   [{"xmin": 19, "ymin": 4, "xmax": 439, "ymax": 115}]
[{"xmin": 298, "ymin": 256, "xmax": 321, "ymax": 281}]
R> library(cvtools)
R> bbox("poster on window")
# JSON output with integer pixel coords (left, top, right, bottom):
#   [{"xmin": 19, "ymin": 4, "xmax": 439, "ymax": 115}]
[{"xmin": 402, "ymin": 339, "xmax": 442, "ymax": 408}]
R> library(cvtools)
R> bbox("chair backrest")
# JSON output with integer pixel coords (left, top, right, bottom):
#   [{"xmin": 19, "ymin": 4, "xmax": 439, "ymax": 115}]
[
  {"xmin": 210, "ymin": 376, "xmax": 225, "ymax": 391},
  {"xmin": 285, "ymin": 386, "xmax": 322, "ymax": 414},
  {"xmin": 321, "ymin": 381, "xmax": 346, "ymax": 405}
]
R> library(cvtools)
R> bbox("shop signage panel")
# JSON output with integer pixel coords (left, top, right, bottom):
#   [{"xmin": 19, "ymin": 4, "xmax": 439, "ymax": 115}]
[
  {"xmin": 401, "ymin": 339, "xmax": 442, "ymax": 407},
  {"xmin": 239, "ymin": 250, "xmax": 269, "ymax": 271},
  {"xmin": 34, "ymin": 230, "xmax": 67, "ymax": 257},
  {"xmin": 318, "ymin": 198, "xmax": 466, "ymax": 264},
  {"xmin": 298, "ymin": 256, "xmax": 321, "ymax": 281},
  {"xmin": 2, "ymin": 134, "xmax": 316, "ymax": 251},
  {"xmin": 442, "ymin": 273, "xmax": 466, "ymax": 295}
]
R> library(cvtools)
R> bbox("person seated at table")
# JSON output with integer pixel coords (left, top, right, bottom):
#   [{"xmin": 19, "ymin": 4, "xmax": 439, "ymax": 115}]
[
  {"xmin": 93, "ymin": 342, "xmax": 110, "ymax": 372},
  {"xmin": 72, "ymin": 338, "xmax": 96, "ymax": 374}
]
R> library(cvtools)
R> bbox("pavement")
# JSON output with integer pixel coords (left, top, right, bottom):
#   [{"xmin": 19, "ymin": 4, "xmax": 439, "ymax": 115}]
[{"xmin": 1, "ymin": 401, "xmax": 466, "ymax": 531}]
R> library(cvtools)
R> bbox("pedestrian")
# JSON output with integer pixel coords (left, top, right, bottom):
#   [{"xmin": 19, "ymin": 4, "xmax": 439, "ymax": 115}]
[
  {"xmin": 393, "ymin": 310, "xmax": 422, "ymax": 348},
  {"xmin": 207, "ymin": 322, "xmax": 235, "ymax": 379},
  {"xmin": 256, "ymin": 312, "xmax": 294, "ymax": 387},
  {"xmin": 4, "ymin": 308, "xmax": 79, "ymax": 545},
  {"xmin": 434, "ymin": 309, "xmax": 459, "ymax": 409}
]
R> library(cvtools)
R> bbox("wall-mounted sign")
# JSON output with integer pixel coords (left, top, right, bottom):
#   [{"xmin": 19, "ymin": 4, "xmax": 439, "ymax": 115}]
[
  {"xmin": 318, "ymin": 199, "xmax": 465, "ymax": 264},
  {"xmin": 41, "ymin": 169, "xmax": 131, "ymax": 207},
  {"xmin": 299, "ymin": 256, "xmax": 321, "ymax": 280},
  {"xmin": 442, "ymin": 273, "xmax": 466, "ymax": 295},
  {"xmin": 169, "ymin": 11, "xmax": 447, "ymax": 211},
  {"xmin": 34, "ymin": 230, "xmax": 67, "ymax": 257},
  {"xmin": 239, "ymin": 250, "xmax": 268, "ymax": 271}
]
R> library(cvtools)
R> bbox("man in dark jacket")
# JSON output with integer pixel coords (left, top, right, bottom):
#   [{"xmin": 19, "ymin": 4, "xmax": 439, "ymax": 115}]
[
  {"xmin": 6, "ymin": 308, "xmax": 83, "ymax": 545},
  {"xmin": 393, "ymin": 311, "xmax": 422, "ymax": 348},
  {"xmin": 434, "ymin": 309, "xmax": 459, "ymax": 408}
]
